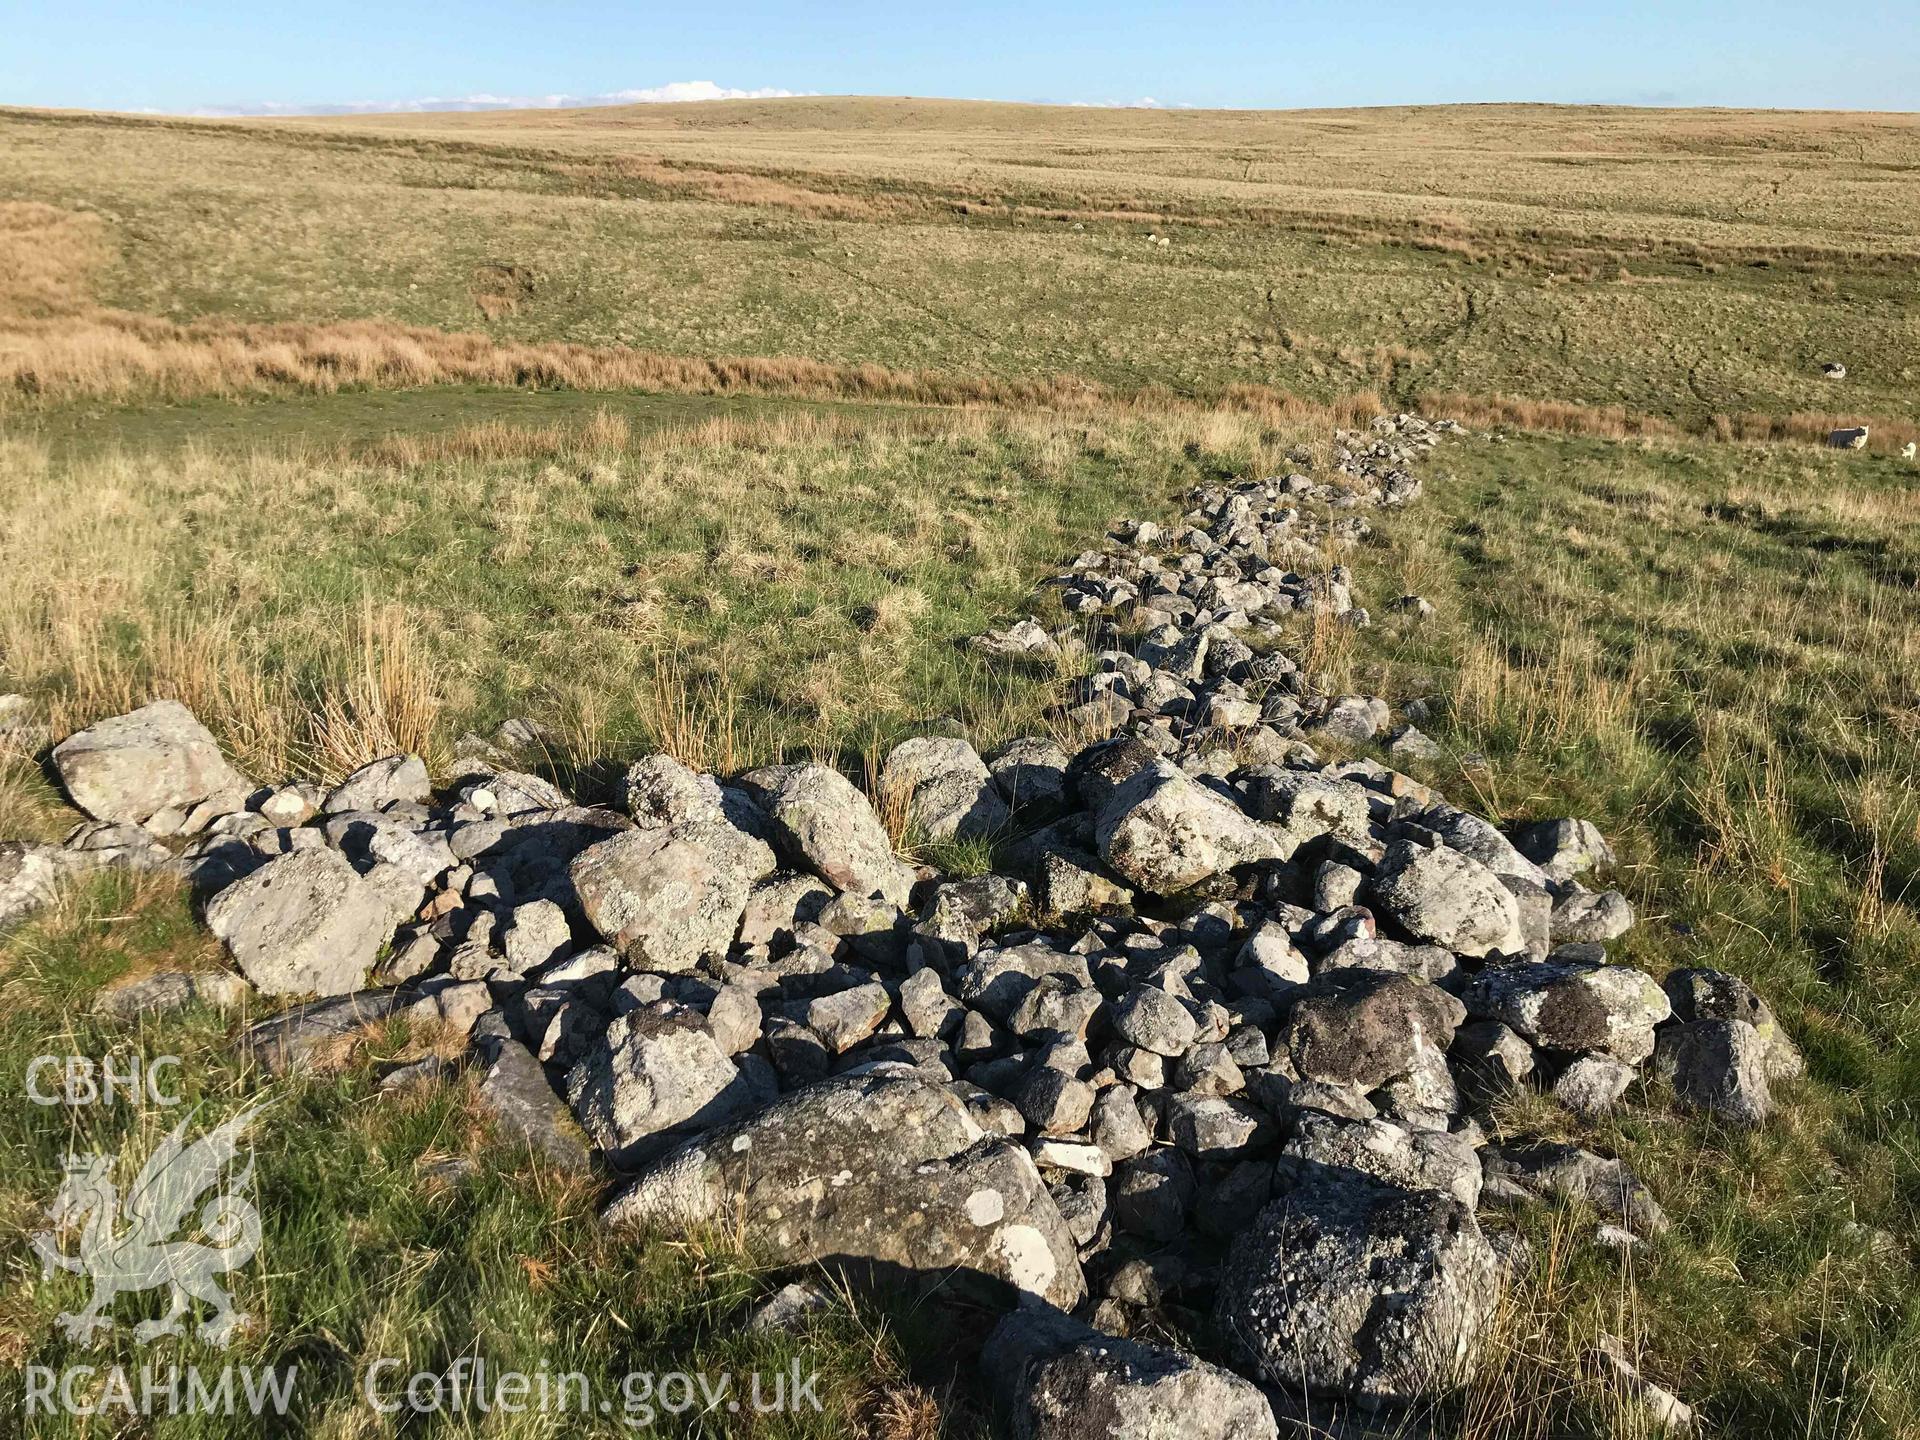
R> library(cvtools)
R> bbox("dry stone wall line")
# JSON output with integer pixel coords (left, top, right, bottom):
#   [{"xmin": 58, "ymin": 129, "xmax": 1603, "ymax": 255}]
[{"xmin": 2, "ymin": 413, "xmax": 1778, "ymax": 1432}]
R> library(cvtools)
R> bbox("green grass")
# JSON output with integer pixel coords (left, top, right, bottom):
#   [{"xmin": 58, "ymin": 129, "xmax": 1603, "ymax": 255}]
[
  {"xmin": 3, "ymin": 104, "xmax": 1917, "ymax": 429},
  {"xmin": 1336, "ymin": 430, "xmax": 1920, "ymax": 1436},
  {"xmin": 4, "ymin": 92, "xmax": 1920, "ymax": 1439},
  {"xmin": 11, "ymin": 387, "xmax": 830, "ymax": 464},
  {"xmin": 2, "ymin": 399, "xmax": 1309, "ymax": 785},
  {"xmin": 0, "ymin": 873, "xmax": 947, "ymax": 1438}
]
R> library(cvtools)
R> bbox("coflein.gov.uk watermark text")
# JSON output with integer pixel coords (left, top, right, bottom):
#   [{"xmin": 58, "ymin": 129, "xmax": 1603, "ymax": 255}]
[{"xmin": 23, "ymin": 1360, "xmax": 822, "ymax": 1426}]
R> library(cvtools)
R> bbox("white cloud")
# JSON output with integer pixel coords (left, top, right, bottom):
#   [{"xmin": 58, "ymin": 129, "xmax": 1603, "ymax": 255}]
[{"xmin": 188, "ymin": 80, "xmax": 805, "ymax": 118}]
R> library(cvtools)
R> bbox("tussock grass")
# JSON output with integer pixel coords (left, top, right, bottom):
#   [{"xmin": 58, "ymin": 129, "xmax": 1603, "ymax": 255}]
[
  {"xmin": 1343, "ymin": 431, "xmax": 1920, "ymax": 1437},
  {"xmin": 0, "ymin": 872, "xmax": 942, "ymax": 1438},
  {"xmin": 0, "ymin": 401, "xmax": 1322, "ymax": 785},
  {"xmin": 3, "ymin": 103, "xmax": 1915, "ymax": 439}
]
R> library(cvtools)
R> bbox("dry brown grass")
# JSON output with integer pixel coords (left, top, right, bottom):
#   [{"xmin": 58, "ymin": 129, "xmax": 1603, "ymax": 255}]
[{"xmin": 1428, "ymin": 392, "xmax": 1920, "ymax": 455}]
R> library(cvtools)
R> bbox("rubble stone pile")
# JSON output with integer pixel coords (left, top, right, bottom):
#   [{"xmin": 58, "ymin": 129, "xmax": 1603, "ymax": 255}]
[{"xmin": 1, "ymin": 414, "xmax": 1789, "ymax": 1433}]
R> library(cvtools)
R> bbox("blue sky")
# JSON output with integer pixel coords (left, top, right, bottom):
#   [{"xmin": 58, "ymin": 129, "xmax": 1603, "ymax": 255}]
[{"xmin": 5, "ymin": 1, "xmax": 1916, "ymax": 115}]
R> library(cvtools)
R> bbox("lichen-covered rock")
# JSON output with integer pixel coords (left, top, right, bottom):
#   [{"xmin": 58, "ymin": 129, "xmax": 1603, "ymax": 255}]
[
  {"xmin": 882, "ymin": 736, "xmax": 1012, "ymax": 843},
  {"xmin": 1663, "ymin": 966, "xmax": 1802, "ymax": 1081},
  {"xmin": 1094, "ymin": 763, "xmax": 1282, "ymax": 895},
  {"xmin": 0, "ymin": 842, "xmax": 64, "ymax": 931},
  {"xmin": 604, "ymin": 1073, "xmax": 1084, "ymax": 1309},
  {"xmin": 322, "ymin": 753, "xmax": 430, "ymax": 815},
  {"xmin": 564, "ymin": 1001, "xmax": 752, "ymax": 1162},
  {"xmin": 1464, "ymin": 959, "xmax": 1670, "ymax": 1064},
  {"xmin": 1550, "ymin": 888, "xmax": 1635, "ymax": 943},
  {"xmin": 1278, "ymin": 1111, "xmax": 1482, "ymax": 1208},
  {"xmin": 1284, "ymin": 969, "xmax": 1465, "ymax": 1091},
  {"xmin": 205, "ymin": 848, "xmax": 391, "ymax": 997},
  {"xmin": 1653, "ymin": 1019, "xmax": 1772, "ymax": 1126},
  {"xmin": 569, "ymin": 818, "xmax": 773, "ymax": 971},
  {"xmin": 1216, "ymin": 1174, "xmax": 1499, "ymax": 1407},
  {"xmin": 739, "ymin": 763, "xmax": 914, "ymax": 906},
  {"xmin": 982, "ymin": 1304, "xmax": 1278, "ymax": 1440},
  {"xmin": 1369, "ymin": 840, "xmax": 1524, "ymax": 958},
  {"xmin": 52, "ymin": 701, "xmax": 252, "ymax": 825},
  {"xmin": 990, "ymin": 737, "xmax": 1072, "ymax": 817},
  {"xmin": 1515, "ymin": 817, "xmax": 1615, "ymax": 884}
]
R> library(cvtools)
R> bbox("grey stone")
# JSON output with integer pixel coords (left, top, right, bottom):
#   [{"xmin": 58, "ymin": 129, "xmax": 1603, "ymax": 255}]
[
  {"xmin": 1550, "ymin": 888, "xmax": 1636, "ymax": 943},
  {"xmin": 569, "ymin": 818, "xmax": 773, "ymax": 971},
  {"xmin": 52, "ymin": 701, "xmax": 252, "ymax": 825},
  {"xmin": 1110, "ymin": 985, "xmax": 1197, "ymax": 1057},
  {"xmin": 1090, "ymin": 1085, "xmax": 1153, "ymax": 1161},
  {"xmin": 982, "ymin": 1305, "xmax": 1278, "ymax": 1440},
  {"xmin": 739, "ymin": 763, "xmax": 914, "ymax": 906},
  {"xmin": 1464, "ymin": 959, "xmax": 1670, "ymax": 1064},
  {"xmin": 322, "ymin": 753, "xmax": 430, "ymax": 815},
  {"xmin": 604, "ymin": 1073, "xmax": 1085, "ymax": 1309},
  {"xmin": 1663, "ymin": 966, "xmax": 1801, "ymax": 1080},
  {"xmin": 1013, "ymin": 1067, "xmax": 1097, "ymax": 1137},
  {"xmin": 1550, "ymin": 1054, "xmax": 1637, "ymax": 1117},
  {"xmin": 1284, "ymin": 969, "xmax": 1465, "ymax": 1091},
  {"xmin": 502, "ymin": 898, "xmax": 573, "ymax": 973},
  {"xmin": 1369, "ymin": 840, "xmax": 1524, "ymax": 958},
  {"xmin": 1653, "ymin": 1019, "xmax": 1772, "ymax": 1126},
  {"xmin": 990, "ymin": 737, "xmax": 1072, "ymax": 816},
  {"xmin": 478, "ymin": 1040, "xmax": 592, "ymax": 1172},
  {"xmin": 1279, "ymin": 1110, "xmax": 1482, "ymax": 1207},
  {"xmin": 881, "ymin": 736, "xmax": 1012, "ymax": 843},
  {"xmin": 803, "ymin": 981, "xmax": 892, "ymax": 1053},
  {"xmin": 0, "ymin": 843, "xmax": 63, "ymax": 931},
  {"xmin": 1515, "ymin": 818, "xmax": 1616, "ymax": 884},
  {"xmin": 205, "ymin": 848, "xmax": 391, "ymax": 997},
  {"xmin": 1095, "ymin": 763, "xmax": 1282, "ymax": 895},
  {"xmin": 1216, "ymin": 1174, "xmax": 1499, "ymax": 1406},
  {"xmin": 1112, "ymin": 1149, "xmax": 1196, "ymax": 1241},
  {"xmin": 94, "ymin": 968, "xmax": 251, "ymax": 1018},
  {"xmin": 564, "ymin": 1001, "xmax": 751, "ymax": 1161}
]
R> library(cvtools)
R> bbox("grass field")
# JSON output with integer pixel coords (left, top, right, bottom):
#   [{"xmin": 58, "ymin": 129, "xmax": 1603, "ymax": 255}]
[
  {"xmin": 2, "ymin": 95, "xmax": 1919, "ymax": 1438},
  {"xmin": 3, "ymin": 101, "xmax": 1918, "ymax": 440}
]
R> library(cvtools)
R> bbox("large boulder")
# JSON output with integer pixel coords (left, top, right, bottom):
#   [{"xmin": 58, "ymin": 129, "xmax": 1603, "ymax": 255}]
[
  {"xmin": 982, "ymin": 1304, "xmax": 1277, "ymax": 1440},
  {"xmin": 205, "ymin": 848, "xmax": 391, "ymax": 996},
  {"xmin": 738, "ymin": 763, "xmax": 914, "ymax": 906},
  {"xmin": 569, "ymin": 817, "xmax": 773, "ymax": 970},
  {"xmin": 1653, "ymin": 1019, "xmax": 1772, "ymax": 1127},
  {"xmin": 51, "ymin": 701, "xmax": 251, "ymax": 825},
  {"xmin": 1464, "ymin": 959, "xmax": 1670, "ymax": 1064},
  {"xmin": 604, "ymin": 1073, "xmax": 1085, "ymax": 1310},
  {"xmin": 1663, "ymin": 966, "xmax": 1802, "ymax": 1080},
  {"xmin": 1216, "ymin": 1174, "xmax": 1499, "ymax": 1407},
  {"xmin": 1283, "ymin": 969, "xmax": 1465, "ymax": 1092},
  {"xmin": 881, "ymin": 736, "xmax": 1012, "ymax": 843},
  {"xmin": 323, "ymin": 753, "xmax": 431, "ymax": 815},
  {"xmin": 1278, "ymin": 1111, "xmax": 1482, "ymax": 1208},
  {"xmin": 1514, "ymin": 817, "xmax": 1615, "ymax": 885},
  {"xmin": 1369, "ymin": 841, "xmax": 1524, "ymax": 958},
  {"xmin": 564, "ymin": 1001, "xmax": 753, "ymax": 1162},
  {"xmin": 1413, "ymin": 807, "xmax": 1545, "ymax": 884},
  {"xmin": 1094, "ymin": 763, "xmax": 1282, "ymax": 895}
]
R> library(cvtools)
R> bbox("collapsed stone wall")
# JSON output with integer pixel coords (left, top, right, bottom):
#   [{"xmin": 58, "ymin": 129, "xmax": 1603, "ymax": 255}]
[{"xmin": 1, "ymin": 414, "xmax": 1788, "ymax": 1433}]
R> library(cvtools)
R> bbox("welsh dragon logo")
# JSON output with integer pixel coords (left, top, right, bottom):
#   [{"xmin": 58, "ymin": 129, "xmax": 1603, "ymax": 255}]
[{"xmin": 30, "ymin": 1101, "xmax": 270, "ymax": 1347}]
